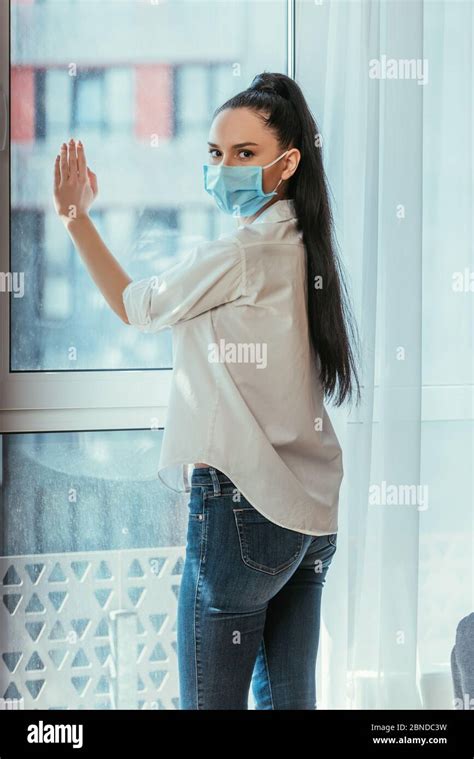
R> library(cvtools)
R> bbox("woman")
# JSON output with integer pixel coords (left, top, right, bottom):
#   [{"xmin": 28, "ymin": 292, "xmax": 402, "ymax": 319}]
[{"xmin": 53, "ymin": 71, "xmax": 360, "ymax": 710}]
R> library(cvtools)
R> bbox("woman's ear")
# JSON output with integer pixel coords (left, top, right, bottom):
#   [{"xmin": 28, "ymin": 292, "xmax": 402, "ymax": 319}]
[{"xmin": 282, "ymin": 148, "xmax": 301, "ymax": 180}]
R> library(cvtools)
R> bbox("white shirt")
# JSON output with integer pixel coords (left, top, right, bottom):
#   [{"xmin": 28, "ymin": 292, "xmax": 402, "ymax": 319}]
[{"xmin": 122, "ymin": 199, "xmax": 343, "ymax": 535}]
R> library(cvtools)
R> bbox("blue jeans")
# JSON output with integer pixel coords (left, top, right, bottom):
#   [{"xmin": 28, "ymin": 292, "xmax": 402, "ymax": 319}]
[{"xmin": 177, "ymin": 466, "xmax": 338, "ymax": 709}]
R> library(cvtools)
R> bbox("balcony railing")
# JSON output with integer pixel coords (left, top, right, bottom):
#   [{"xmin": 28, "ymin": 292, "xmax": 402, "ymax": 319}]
[{"xmin": 1, "ymin": 546, "xmax": 184, "ymax": 710}]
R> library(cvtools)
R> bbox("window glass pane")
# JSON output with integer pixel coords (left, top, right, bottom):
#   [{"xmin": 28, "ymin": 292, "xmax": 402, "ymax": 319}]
[
  {"xmin": 10, "ymin": 0, "xmax": 287, "ymax": 370},
  {"xmin": 73, "ymin": 70, "xmax": 105, "ymax": 137},
  {"xmin": 45, "ymin": 69, "xmax": 72, "ymax": 140},
  {"xmin": 175, "ymin": 65, "xmax": 209, "ymax": 135},
  {"xmin": 0, "ymin": 429, "xmax": 188, "ymax": 710}
]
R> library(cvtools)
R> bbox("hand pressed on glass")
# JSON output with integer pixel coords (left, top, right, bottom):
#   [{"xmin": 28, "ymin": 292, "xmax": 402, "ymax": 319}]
[
  {"xmin": 52, "ymin": 138, "xmax": 132, "ymax": 325},
  {"xmin": 53, "ymin": 138, "xmax": 98, "ymax": 222}
]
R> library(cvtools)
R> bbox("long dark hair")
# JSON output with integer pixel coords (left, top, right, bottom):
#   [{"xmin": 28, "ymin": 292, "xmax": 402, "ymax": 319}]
[{"xmin": 213, "ymin": 71, "xmax": 361, "ymax": 407}]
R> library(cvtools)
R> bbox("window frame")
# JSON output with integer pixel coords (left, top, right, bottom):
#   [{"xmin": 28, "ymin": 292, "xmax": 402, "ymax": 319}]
[
  {"xmin": 0, "ymin": 0, "xmax": 293, "ymax": 435},
  {"xmin": 2, "ymin": 0, "xmax": 470, "ymax": 437}
]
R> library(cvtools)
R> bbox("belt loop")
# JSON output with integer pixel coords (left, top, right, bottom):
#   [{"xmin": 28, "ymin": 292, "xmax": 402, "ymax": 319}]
[
  {"xmin": 183, "ymin": 464, "xmax": 190, "ymax": 492},
  {"xmin": 209, "ymin": 467, "xmax": 221, "ymax": 496}
]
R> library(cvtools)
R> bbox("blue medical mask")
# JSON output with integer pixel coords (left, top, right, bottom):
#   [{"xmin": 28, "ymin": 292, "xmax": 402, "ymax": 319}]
[{"xmin": 203, "ymin": 150, "xmax": 289, "ymax": 217}]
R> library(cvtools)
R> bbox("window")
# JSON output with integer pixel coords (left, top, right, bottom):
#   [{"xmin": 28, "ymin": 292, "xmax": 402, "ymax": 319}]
[
  {"xmin": 2, "ymin": 0, "xmax": 287, "ymax": 709},
  {"xmin": 9, "ymin": 0, "xmax": 286, "ymax": 373},
  {"xmin": 0, "ymin": 429, "xmax": 189, "ymax": 710}
]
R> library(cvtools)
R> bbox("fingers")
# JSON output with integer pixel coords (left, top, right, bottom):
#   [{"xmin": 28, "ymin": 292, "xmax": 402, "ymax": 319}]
[
  {"xmin": 54, "ymin": 154, "xmax": 60, "ymax": 188},
  {"xmin": 58, "ymin": 139, "xmax": 87, "ymax": 183},
  {"xmin": 68, "ymin": 138, "xmax": 78, "ymax": 177},
  {"xmin": 77, "ymin": 140, "xmax": 87, "ymax": 180},
  {"xmin": 87, "ymin": 166, "xmax": 98, "ymax": 196},
  {"xmin": 59, "ymin": 143, "xmax": 68, "ymax": 182}
]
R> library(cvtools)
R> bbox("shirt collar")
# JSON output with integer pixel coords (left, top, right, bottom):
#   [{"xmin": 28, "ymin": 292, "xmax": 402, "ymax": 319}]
[{"xmin": 236, "ymin": 199, "xmax": 297, "ymax": 228}]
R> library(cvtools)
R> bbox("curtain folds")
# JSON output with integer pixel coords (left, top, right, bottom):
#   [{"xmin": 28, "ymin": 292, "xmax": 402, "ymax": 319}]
[{"xmin": 296, "ymin": 0, "xmax": 473, "ymax": 709}]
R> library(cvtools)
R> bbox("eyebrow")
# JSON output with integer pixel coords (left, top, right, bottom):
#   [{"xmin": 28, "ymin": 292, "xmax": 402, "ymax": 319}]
[{"xmin": 207, "ymin": 142, "xmax": 260, "ymax": 149}]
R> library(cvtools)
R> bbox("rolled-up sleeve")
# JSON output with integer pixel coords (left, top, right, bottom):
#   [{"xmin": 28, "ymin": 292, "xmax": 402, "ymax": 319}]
[{"xmin": 122, "ymin": 236, "xmax": 246, "ymax": 333}]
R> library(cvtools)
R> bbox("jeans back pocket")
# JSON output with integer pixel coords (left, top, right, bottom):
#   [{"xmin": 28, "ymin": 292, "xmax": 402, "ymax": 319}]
[{"xmin": 233, "ymin": 507, "xmax": 305, "ymax": 575}]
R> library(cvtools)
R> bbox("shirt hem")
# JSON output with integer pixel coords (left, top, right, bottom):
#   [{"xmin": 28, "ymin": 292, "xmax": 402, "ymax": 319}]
[{"xmin": 157, "ymin": 457, "xmax": 339, "ymax": 537}]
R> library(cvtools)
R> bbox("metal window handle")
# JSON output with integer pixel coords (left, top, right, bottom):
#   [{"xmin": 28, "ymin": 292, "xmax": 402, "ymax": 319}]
[{"xmin": 0, "ymin": 87, "xmax": 7, "ymax": 151}]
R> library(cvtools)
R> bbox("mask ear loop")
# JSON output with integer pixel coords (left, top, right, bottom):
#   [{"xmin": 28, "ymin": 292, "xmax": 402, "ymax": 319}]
[
  {"xmin": 262, "ymin": 149, "xmax": 289, "ymax": 170},
  {"xmin": 271, "ymin": 177, "xmax": 284, "ymax": 193},
  {"xmin": 262, "ymin": 150, "xmax": 289, "ymax": 194}
]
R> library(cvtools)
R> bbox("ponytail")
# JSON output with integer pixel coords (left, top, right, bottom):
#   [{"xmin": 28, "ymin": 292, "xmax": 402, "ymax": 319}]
[{"xmin": 213, "ymin": 71, "xmax": 361, "ymax": 407}]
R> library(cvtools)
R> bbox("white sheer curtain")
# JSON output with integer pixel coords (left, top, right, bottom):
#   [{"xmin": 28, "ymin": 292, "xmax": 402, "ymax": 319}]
[{"xmin": 297, "ymin": 0, "xmax": 473, "ymax": 709}]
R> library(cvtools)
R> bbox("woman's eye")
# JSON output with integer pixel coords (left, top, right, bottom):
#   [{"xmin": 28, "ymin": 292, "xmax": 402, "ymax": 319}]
[
  {"xmin": 208, "ymin": 149, "xmax": 221, "ymax": 159},
  {"xmin": 238, "ymin": 150, "xmax": 254, "ymax": 159}
]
